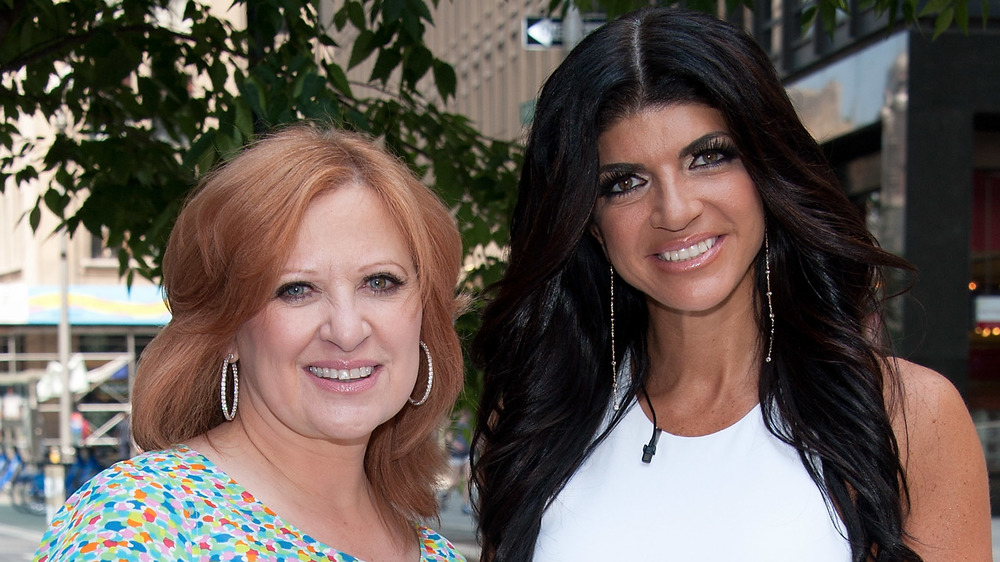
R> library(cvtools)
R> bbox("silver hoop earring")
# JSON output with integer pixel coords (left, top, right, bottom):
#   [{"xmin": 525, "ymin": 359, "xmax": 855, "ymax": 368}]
[
  {"xmin": 610, "ymin": 265, "xmax": 620, "ymax": 411},
  {"xmin": 220, "ymin": 354, "xmax": 239, "ymax": 421},
  {"xmin": 409, "ymin": 341, "xmax": 434, "ymax": 406},
  {"xmin": 764, "ymin": 232, "xmax": 775, "ymax": 364}
]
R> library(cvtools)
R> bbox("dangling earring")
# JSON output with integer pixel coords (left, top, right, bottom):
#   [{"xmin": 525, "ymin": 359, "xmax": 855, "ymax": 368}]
[
  {"xmin": 764, "ymin": 231, "xmax": 775, "ymax": 364},
  {"xmin": 409, "ymin": 341, "xmax": 434, "ymax": 406},
  {"xmin": 220, "ymin": 354, "xmax": 239, "ymax": 421},
  {"xmin": 610, "ymin": 265, "xmax": 620, "ymax": 411}
]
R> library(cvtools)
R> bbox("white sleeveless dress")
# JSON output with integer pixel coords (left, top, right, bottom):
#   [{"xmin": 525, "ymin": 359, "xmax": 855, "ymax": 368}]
[{"xmin": 535, "ymin": 402, "xmax": 853, "ymax": 561}]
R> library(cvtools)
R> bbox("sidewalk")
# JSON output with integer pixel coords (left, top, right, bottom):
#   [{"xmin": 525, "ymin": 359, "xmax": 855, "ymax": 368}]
[
  {"xmin": 0, "ymin": 492, "xmax": 46, "ymax": 562},
  {"xmin": 434, "ymin": 489, "xmax": 480, "ymax": 561}
]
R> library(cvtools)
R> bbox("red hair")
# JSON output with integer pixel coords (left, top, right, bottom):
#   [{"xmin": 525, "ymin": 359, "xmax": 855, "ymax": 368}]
[{"xmin": 132, "ymin": 123, "xmax": 464, "ymax": 535}]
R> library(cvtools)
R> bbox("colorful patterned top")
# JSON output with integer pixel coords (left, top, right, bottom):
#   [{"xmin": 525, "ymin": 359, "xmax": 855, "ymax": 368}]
[{"xmin": 35, "ymin": 445, "xmax": 467, "ymax": 562}]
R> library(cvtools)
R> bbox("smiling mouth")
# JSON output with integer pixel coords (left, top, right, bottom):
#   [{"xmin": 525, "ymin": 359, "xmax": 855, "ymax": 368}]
[
  {"xmin": 307, "ymin": 366, "xmax": 374, "ymax": 381},
  {"xmin": 658, "ymin": 237, "xmax": 718, "ymax": 262}
]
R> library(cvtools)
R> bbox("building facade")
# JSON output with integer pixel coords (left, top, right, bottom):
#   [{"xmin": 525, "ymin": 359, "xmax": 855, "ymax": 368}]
[
  {"xmin": 4, "ymin": 0, "xmax": 998, "ymax": 497},
  {"xmin": 422, "ymin": 0, "xmax": 1000, "ymax": 506},
  {"xmin": 0, "ymin": 115, "xmax": 167, "ymax": 465}
]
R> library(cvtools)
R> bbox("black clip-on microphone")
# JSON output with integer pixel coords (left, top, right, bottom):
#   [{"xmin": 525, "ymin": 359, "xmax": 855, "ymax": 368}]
[
  {"xmin": 639, "ymin": 386, "xmax": 663, "ymax": 463},
  {"xmin": 641, "ymin": 426, "xmax": 662, "ymax": 463}
]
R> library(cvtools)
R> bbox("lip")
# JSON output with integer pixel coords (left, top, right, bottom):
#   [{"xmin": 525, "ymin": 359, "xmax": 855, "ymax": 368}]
[
  {"xmin": 650, "ymin": 235, "xmax": 723, "ymax": 270},
  {"xmin": 307, "ymin": 365, "xmax": 375, "ymax": 381},
  {"xmin": 305, "ymin": 362, "xmax": 381, "ymax": 393}
]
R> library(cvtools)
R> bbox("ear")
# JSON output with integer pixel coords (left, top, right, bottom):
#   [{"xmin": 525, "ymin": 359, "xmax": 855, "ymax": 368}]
[{"xmin": 589, "ymin": 222, "xmax": 606, "ymax": 255}]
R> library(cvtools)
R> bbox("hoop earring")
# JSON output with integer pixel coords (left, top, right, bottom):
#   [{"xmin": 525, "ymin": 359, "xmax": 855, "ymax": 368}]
[
  {"xmin": 610, "ymin": 265, "xmax": 620, "ymax": 411},
  {"xmin": 764, "ymin": 231, "xmax": 775, "ymax": 364},
  {"xmin": 409, "ymin": 341, "xmax": 434, "ymax": 406},
  {"xmin": 220, "ymin": 354, "xmax": 239, "ymax": 421}
]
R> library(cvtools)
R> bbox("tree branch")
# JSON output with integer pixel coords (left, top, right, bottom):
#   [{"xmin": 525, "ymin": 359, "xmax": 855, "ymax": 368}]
[{"xmin": 1, "ymin": 22, "xmax": 235, "ymax": 75}]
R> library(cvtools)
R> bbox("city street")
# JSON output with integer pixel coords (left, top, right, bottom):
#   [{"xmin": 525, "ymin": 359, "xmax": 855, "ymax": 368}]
[{"xmin": 0, "ymin": 494, "xmax": 45, "ymax": 561}]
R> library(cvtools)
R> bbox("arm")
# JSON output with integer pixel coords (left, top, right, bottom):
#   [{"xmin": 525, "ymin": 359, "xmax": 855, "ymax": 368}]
[{"xmin": 890, "ymin": 359, "xmax": 992, "ymax": 561}]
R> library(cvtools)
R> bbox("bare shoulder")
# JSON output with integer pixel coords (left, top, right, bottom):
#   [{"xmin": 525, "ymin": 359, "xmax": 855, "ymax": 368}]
[
  {"xmin": 891, "ymin": 357, "xmax": 962, "ymax": 407},
  {"xmin": 885, "ymin": 357, "xmax": 992, "ymax": 561}
]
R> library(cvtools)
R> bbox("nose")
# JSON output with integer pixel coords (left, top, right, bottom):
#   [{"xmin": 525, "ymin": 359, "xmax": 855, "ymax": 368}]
[
  {"xmin": 648, "ymin": 174, "xmax": 702, "ymax": 232},
  {"xmin": 318, "ymin": 293, "xmax": 371, "ymax": 352}
]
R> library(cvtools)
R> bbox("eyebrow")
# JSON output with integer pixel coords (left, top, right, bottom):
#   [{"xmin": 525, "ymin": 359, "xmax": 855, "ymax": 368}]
[
  {"xmin": 678, "ymin": 131, "xmax": 732, "ymax": 159},
  {"xmin": 597, "ymin": 162, "xmax": 643, "ymax": 176},
  {"xmin": 598, "ymin": 131, "xmax": 734, "ymax": 175},
  {"xmin": 277, "ymin": 260, "xmax": 411, "ymax": 277}
]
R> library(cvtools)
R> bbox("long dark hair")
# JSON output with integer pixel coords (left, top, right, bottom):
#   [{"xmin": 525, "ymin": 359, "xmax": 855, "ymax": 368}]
[{"xmin": 471, "ymin": 8, "xmax": 919, "ymax": 561}]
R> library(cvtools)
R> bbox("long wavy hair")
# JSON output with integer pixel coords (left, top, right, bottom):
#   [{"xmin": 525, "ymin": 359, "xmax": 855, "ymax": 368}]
[
  {"xmin": 132, "ymin": 123, "xmax": 465, "ymax": 539},
  {"xmin": 471, "ymin": 8, "xmax": 919, "ymax": 562}
]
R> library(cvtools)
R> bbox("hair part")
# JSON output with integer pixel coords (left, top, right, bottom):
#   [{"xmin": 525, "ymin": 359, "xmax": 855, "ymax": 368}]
[
  {"xmin": 132, "ymin": 123, "xmax": 465, "ymax": 539},
  {"xmin": 472, "ymin": 8, "xmax": 919, "ymax": 561}
]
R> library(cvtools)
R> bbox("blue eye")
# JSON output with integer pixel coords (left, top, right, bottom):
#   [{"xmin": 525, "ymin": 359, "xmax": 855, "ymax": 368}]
[{"xmin": 276, "ymin": 282, "xmax": 311, "ymax": 301}]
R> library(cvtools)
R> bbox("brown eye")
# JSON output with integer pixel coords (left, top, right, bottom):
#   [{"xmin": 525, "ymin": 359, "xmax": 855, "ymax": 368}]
[
  {"xmin": 692, "ymin": 150, "xmax": 728, "ymax": 167},
  {"xmin": 690, "ymin": 138, "xmax": 738, "ymax": 169},
  {"xmin": 600, "ymin": 173, "xmax": 647, "ymax": 195},
  {"xmin": 615, "ymin": 176, "xmax": 640, "ymax": 192}
]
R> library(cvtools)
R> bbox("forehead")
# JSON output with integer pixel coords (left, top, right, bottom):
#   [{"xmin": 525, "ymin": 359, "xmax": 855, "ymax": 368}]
[
  {"xmin": 598, "ymin": 103, "xmax": 730, "ymax": 161},
  {"xmin": 285, "ymin": 183, "xmax": 413, "ymax": 268}
]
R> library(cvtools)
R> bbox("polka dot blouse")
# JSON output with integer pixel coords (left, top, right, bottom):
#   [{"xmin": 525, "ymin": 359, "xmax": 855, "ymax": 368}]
[{"xmin": 35, "ymin": 446, "xmax": 466, "ymax": 561}]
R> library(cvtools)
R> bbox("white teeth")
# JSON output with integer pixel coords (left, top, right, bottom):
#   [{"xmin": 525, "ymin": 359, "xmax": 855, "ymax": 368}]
[
  {"xmin": 308, "ymin": 366, "xmax": 374, "ymax": 380},
  {"xmin": 660, "ymin": 237, "xmax": 717, "ymax": 262}
]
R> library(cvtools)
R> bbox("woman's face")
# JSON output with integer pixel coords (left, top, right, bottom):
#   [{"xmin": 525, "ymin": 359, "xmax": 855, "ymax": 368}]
[
  {"xmin": 591, "ymin": 103, "xmax": 764, "ymax": 317},
  {"xmin": 232, "ymin": 183, "xmax": 423, "ymax": 447}
]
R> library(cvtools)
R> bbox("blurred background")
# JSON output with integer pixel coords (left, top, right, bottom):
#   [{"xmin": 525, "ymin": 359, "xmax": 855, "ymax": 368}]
[{"xmin": 1, "ymin": 0, "xmax": 999, "ymax": 559}]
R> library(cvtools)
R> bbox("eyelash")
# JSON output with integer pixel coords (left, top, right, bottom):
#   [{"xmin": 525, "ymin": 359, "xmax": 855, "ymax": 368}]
[
  {"xmin": 597, "ymin": 138, "xmax": 739, "ymax": 198},
  {"xmin": 275, "ymin": 282, "xmax": 313, "ymax": 302},
  {"xmin": 273, "ymin": 272, "xmax": 405, "ymax": 302},
  {"xmin": 690, "ymin": 138, "xmax": 738, "ymax": 168},
  {"xmin": 598, "ymin": 171, "xmax": 645, "ymax": 198},
  {"xmin": 364, "ymin": 273, "xmax": 405, "ymax": 294}
]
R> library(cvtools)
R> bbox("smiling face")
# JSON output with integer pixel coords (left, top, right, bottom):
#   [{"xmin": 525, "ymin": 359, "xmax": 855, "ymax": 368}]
[
  {"xmin": 591, "ymin": 103, "xmax": 765, "ymax": 318},
  {"xmin": 231, "ymin": 182, "xmax": 423, "ymax": 447}
]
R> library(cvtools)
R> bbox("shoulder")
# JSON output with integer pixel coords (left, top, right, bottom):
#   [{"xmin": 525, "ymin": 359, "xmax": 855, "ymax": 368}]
[
  {"xmin": 887, "ymin": 358, "xmax": 979, "ymax": 460},
  {"xmin": 35, "ymin": 446, "xmax": 222, "ymax": 560},
  {"xmin": 416, "ymin": 526, "xmax": 468, "ymax": 561},
  {"xmin": 885, "ymin": 358, "xmax": 992, "ymax": 560}
]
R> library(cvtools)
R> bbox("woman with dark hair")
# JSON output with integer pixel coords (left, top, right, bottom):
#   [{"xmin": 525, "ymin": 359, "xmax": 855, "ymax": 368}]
[
  {"xmin": 36, "ymin": 124, "xmax": 467, "ymax": 561},
  {"xmin": 471, "ymin": 8, "xmax": 989, "ymax": 561}
]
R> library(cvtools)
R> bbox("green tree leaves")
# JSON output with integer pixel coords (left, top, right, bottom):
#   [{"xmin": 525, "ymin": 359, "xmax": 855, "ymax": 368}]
[{"xmin": 1, "ymin": 0, "xmax": 517, "ymax": 292}]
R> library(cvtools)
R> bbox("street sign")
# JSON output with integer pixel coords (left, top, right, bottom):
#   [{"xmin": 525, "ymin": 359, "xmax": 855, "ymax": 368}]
[{"xmin": 523, "ymin": 16, "xmax": 606, "ymax": 50}]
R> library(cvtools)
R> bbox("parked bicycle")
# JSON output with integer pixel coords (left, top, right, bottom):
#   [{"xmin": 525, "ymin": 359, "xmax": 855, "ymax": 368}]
[
  {"xmin": 11, "ymin": 447, "xmax": 105, "ymax": 516},
  {"xmin": 0, "ymin": 446, "xmax": 24, "ymax": 491}
]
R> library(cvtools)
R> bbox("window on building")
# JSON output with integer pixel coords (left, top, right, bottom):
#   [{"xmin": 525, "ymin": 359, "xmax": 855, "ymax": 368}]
[
  {"xmin": 969, "ymin": 122, "xmax": 1000, "ymax": 476},
  {"xmin": 89, "ymin": 230, "xmax": 115, "ymax": 261},
  {"xmin": 970, "ymin": 169, "xmax": 1000, "ymax": 403}
]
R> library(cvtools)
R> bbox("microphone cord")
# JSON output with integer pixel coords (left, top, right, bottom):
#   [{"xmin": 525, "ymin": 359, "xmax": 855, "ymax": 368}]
[{"xmin": 641, "ymin": 388, "xmax": 662, "ymax": 464}]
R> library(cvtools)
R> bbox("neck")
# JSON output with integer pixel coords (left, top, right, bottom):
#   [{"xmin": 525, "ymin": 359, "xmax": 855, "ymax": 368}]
[
  {"xmin": 194, "ymin": 407, "xmax": 374, "ymax": 518},
  {"xmin": 640, "ymin": 286, "xmax": 762, "ymax": 435},
  {"xmin": 189, "ymin": 405, "xmax": 414, "ymax": 559}
]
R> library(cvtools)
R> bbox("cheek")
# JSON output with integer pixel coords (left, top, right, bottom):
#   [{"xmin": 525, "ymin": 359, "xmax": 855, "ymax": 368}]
[
  {"xmin": 594, "ymin": 209, "xmax": 640, "ymax": 256},
  {"xmin": 374, "ymin": 295, "xmax": 423, "ymax": 345},
  {"xmin": 238, "ymin": 310, "xmax": 304, "ymax": 353}
]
